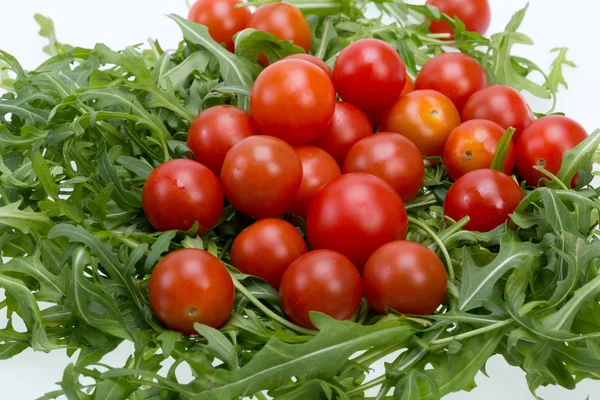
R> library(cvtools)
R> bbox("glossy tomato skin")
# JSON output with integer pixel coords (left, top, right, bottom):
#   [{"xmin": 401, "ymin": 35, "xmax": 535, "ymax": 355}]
[
  {"xmin": 247, "ymin": 3, "xmax": 311, "ymax": 53},
  {"xmin": 363, "ymin": 241, "xmax": 447, "ymax": 315},
  {"xmin": 250, "ymin": 59, "xmax": 336, "ymax": 145},
  {"xmin": 230, "ymin": 218, "xmax": 308, "ymax": 289},
  {"xmin": 333, "ymin": 39, "xmax": 406, "ymax": 112},
  {"xmin": 380, "ymin": 90, "xmax": 461, "ymax": 157},
  {"xmin": 142, "ymin": 159, "xmax": 223, "ymax": 235},
  {"xmin": 443, "ymin": 119, "xmax": 516, "ymax": 180},
  {"xmin": 415, "ymin": 53, "xmax": 487, "ymax": 111},
  {"xmin": 426, "ymin": 0, "xmax": 491, "ymax": 36},
  {"xmin": 444, "ymin": 169, "xmax": 523, "ymax": 232},
  {"xmin": 343, "ymin": 133, "xmax": 424, "ymax": 202},
  {"xmin": 283, "ymin": 54, "xmax": 333, "ymax": 79},
  {"xmin": 290, "ymin": 146, "xmax": 341, "ymax": 219},
  {"xmin": 306, "ymin": 173, "xmax": 408, "ymax": 271},
  {"xmin": 148, "ymin": 248, "xmax": 234, "ymax": 335},
  {"xmin": 187, "ymin": 105, "xmax": 259, "ymax": 177},
  {"xmin": 279, "ymin": 250, "xmax": 363, "ymax": 329},
  {"xmin": 515, "ymin": 116, "xmax": 588, "ymax": 187},
  {"xmin": 188, "ymin": 0, "xmax": 251, "ymax": 52}
]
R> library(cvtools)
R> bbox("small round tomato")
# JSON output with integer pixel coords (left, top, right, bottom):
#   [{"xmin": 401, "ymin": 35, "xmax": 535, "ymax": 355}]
[
  {"xmin": 333, "ymin": 39, "xmax": 406, "ymax": 112},
  {"xmin": 426, "ymin": 0, "xmax": 491, "ymax": 37},
  {"xmin": 221, "ymin": 136, "xmax": 302, "ymax": 218},
  {"xmin": 343, "ymin": 133, "xmax": 424, "ymax": 202},
  {"xmin": 363, "ymin": 241, "xmax": 447, "ymax": 315},
  {"xmin": 515, "ymin": 116, "xmax": 588, "ymax": 187},
  {"xmin": 148, "ymin": 248, "xmax": 234, "ymax": 335},
  {"xmin": 279, "ymin": 250, "xmax": 362, "ymax": 329},
  {"xmin": 247, "ymin": 3, "xmax": 311, "ymax": 53},
  {"xmin": 306, "ymin": 173, "xmax": 408, "ymax": 271},
  {"xmin": 188, "ymin": 0, "xmax": 251, "ymax": 52},
  {"xmin": 230, "ymin": 218, "xmax": 307, "ymax": 289},
  {"xmin": 250, "ymin": 59, "xmax": 336, "ymax": 145},
  {"xmin": 461, "ymin": 85, "xmax": 534, "ymax": 140},
  {"xmin": 444, "ymin": 169, "xmax": 523, "ymax": 232},
  {"xmin": 443, "ymin": 120, "xmax": 516, "ymax": 180},
  {"xmin": 415, "ymin": 53, "xmax": 487, "ymax": 111},
  {"xmin": 142, "ymin": 159, "xmax": 223, "ymax": 235},
  {"xmin": 187, "ymin": 105, "xmax": 259, "ymax": 176},
  {"xmin": 380, "ymin": 90, "xmax": 461, "ymax": 157},
  {"xmin": 290, "ymin": 146, "xmax": 341, "ymax": 219},
  {"xmin": 310, "ymin": 101, "xmax": 373, "ymax": 166},
  {"xmin": 283, "ymin": 54, "xmax": 333, "ymax": 79}
]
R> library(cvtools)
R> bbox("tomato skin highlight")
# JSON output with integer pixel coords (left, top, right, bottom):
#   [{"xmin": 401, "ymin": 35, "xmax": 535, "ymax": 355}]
[
  {"xmin": 142, "ymin": 159, "xmax": 223, "ymax": 235},
  {"xmin": 306, "ymin": 173, "xmax": 408, "ymax": 271},
  {"xmin": 279, "ymin": 250, "xmax": 363, "ymax": 329},
  {"xmin": 247, "ymin": 3, "xmax": 312, "ymax": 53},
  {"xmin": 283, "ymin": 54, "xmax": 333, "ymax": 79},
  {"xmin": 250, "ymin": 59, "xmax": 336, "ymax": 145},
  {"xmin": 426, "ymin": 0, "xmax": 491, "ymax": 37},
  {"xmin": 188, "ymin": 0, "xmax": 251, "ymax": 52},
  {"xmin": 221, "ymin": 135, "xmax": 302, "ymax": 218},
  {"xmin": 444, "ymin": 169, "xmax": 523, "ymax": 232},
  {"xmin": 362, "ymin": 241, "xmax": 447, "ymax": 315},
  {"xmin": 148, "ymin": 248, "xmax": 234, "ymax": 335}
]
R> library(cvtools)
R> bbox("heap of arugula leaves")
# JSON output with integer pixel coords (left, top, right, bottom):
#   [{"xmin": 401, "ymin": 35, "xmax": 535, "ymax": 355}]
[{"xmin": 1, "ymin": 1, "xmax": 599, "ymax": 399}]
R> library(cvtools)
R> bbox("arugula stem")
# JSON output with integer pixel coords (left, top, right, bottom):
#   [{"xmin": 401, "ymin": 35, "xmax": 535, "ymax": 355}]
[
  {"xmin": 408, "ymin": 216, "xmax": 455, "ymax": 281},
  {"xmin": 347, "ymin": 375, "xmax": 386, "ymax": 395},
  {"xmin": 430, "ymin": 319, "xmax": 514, "ymax": 346},
  {"xmin": 405, "ymin": 193, "xmax": 439, "ymax": 211},
  {"xmin": 254, "ymin": 392, "xmax": 268, "ymax": 400}
]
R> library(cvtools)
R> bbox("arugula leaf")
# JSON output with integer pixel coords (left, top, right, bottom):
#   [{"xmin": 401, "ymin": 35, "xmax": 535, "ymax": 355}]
[
  {"xmin": 490, "ymin": 128, "xmax": 516, "ymax": 172},
  {"xmin": 545, "ymin": 48, "xmax": 576, "ymax": 92}
]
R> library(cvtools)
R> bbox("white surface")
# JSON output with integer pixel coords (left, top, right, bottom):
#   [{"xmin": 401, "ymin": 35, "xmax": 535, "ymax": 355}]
[{"xmin": 1, "ymin": 0, "xmax": 599, "ymax": 399}]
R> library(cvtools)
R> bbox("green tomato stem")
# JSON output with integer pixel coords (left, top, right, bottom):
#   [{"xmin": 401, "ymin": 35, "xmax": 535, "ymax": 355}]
[{"xmin": 407, "ymin": 216, "xmax": 455, "ymax": 281}]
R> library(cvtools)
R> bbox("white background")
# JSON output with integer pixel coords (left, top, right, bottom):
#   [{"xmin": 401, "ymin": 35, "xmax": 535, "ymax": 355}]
[{"xmin": 1, "ymin": 0, "xmax": 599, "ymax": 399}]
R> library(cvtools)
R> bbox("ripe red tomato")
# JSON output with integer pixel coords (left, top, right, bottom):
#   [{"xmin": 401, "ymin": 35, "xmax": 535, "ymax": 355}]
[
  {"xmin": 221, "ymin": 136, "xmax": 302, "ymax": 218},
  {"xmin": 515, "ymin": 116, "xmax": 588, "ymax": 187},
  {"xmin": 279, "ymin": 250, "xmax": 362, "ymax": 329},
  {"xmin": 343, "ymin": 133, "xmax": 424, "ymax": 202},
  {"xmin": 290, "ymin": 146, "xmax": 341, "ymax": 219},
  {"xmin": 283, "ymin": 54, "xmax": 333, "ymax": 79},
  {"xmin": 148, "ymin": 248, "xmax": 234, "ymax": 335},
  {"xmin": 247, "ymin": 3, "xmax": 311, "ymax": 53},
  {"xmin": 443, "ymin": 120, "xmax": 516, "ymax": 180},
  {"xmin": 142, "ymin": 159, "xmax": 223, "ymax": 235},
  {"xmin": 333, "ymin": 39, "xmax": 407, "ymax": 112},
  {"xmin": 426, "ymin": 0, "xmax": 491, "ymax": 37},
  {"xmin": 230, "ymin": 218, "xmax": 307, "ymax": 289},
  {"xmin": 380, "ymin": 90, "xmax": 461, "ymax": 157},
  {"xmin": 187, "ymin": 105, "xmax": 259, "ymax": 177},
  {"xmin": 461, "ymin": 85, "xmax": 534, "ymax": 140},
  {"xmin": 306, "ymin": 173, "xmax": 408, "ymax": 271},
  {"xmin": 250, "ymin": 59, "xmax": 336, "ymax": 145},
  {"xmin": 188, "ymin": 0, "xmax": 251, "ymax": 52},
  {"xmin": 362, "ymin": 241, "xmax": 447, "ymax": 315},
  {"xmin": 310, "ymin": 101, "xmax": 373, "ymax": 166},
  {"xmin": 415, "ymin": 53, "xmax": 487, "ymax": 111},
  {"xmin": 444, "ymin": 169, "xmax": 523, "ymax": 232}
]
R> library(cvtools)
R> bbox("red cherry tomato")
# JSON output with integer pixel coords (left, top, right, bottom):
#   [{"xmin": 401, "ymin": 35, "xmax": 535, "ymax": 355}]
[
  {"xmin": 515, "ymin": 116, "xmax": 588, "ymax": 187},
  {"xmin": 250, "ymin": 59, "xmax": 336, "ymax": 145},
  {"xmin": 290, "ymin": 146, "xmax": 341, "ymax": 219},
  {"xmin": 444, "ymin": 169, "xmax": 523, "ymax": 232},
  {"xmin": 306, "ymin": 173, "xmax": 408, "ymax": 271},
  {"xmin": 343, "ymin": 133, "xmax": 424, "ymax": 202},
  {"xmin": 247, "ymin": 3, "xmax": 311, "ymax": 53},
  {"xmin": 279, "ymin": 250, "xmax": 363, "ymax": 329},
  {"xmin": 362, "ymin": 241, "xmax": 447, "ymax": 315},
  {"xmin": 142, "ymin": 159, "xmax": 223, "ymax": 235},
  {"xmin": 148, "ymin": 248, "xmax": 234, "ymax": 335},
  {"xmin": 188, "ymin": 0, "xmax": 251, "ymax": 52},
  {"xmin": 221, "ymin": 136, "xmax": 302, "ymax": 218},
  {"xmin": 426, "ymin": 0, "xmax": 491, "ymax": 37},
  {"xmin": 333, "ymin": 39, "xmax": 407, "ymax": 112},
  {"xmin": 283, "ymin": 54, "xmax": 333, "ymax": 79}
]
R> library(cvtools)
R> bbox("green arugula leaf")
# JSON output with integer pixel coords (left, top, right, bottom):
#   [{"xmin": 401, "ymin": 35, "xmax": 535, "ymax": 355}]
[
  {"xmin": 556, "ymin": 128, "xmax": 600, "ymax": 187},
  {"xmin": 194, "ymin": 323, "xmax": 239, "ymax": 370},
  {"xmin": 490, "ymin": 128, "xmax": 516, "ymax": 172},
  {"xmin": 545, "ymin": 48, "xmax": 576, "ymax": 92},
  {"xmin": 234, "ymin": 29, "xmax": 305, "ymax": 64}
]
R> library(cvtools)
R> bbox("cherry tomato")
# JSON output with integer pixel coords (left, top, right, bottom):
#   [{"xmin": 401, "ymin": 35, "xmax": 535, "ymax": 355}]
[
  {"xmin": 444, "ymin": 169, "xmax": 523, "ymax": 232},
  {"xmin": 148, "ymin": 248, "xmax": 234, "ymax": 335},
  {"xmin": 230, "ymin": 218, "xmax": 307, "ymax": 289},
  {"xmin": 221, "ymin": 136, "xmax": 302, "ymax": 218},
  {"xmin": 461, "ymin": 85, "xmax": 534, "ymax": 140},
  {"xmin": 380, "ymin": 90, "xmax": 461, "ymax": 157},
  {"xmin": 247, "ymin": 3, "xmax": 311, "ymax": 53},
  {"xmin": 333, "ymin": 39, "xmax": 407, "ymax": 112},
  {"xmin": 515, "ymin": 115, "xmax": 588, "ymax": 187},
  {"xmin": 306, "ymin": 173, "xmax": 408, "ymax": 271},
  {"xmin": 142, "ymin": 159, "xmax": 223, "ymax": 235},
  {"xmin": 250, "ymin": 59, "xmax": 336, "ymax": 145},
  {"xmin": 365, "ymin": 72, "xmax": 415, "ymax": 127},
  {"xmin": 443, "ymin": 119, "xmax": 516, "ymax": 180},
  {"xmin": 426, "ymin": 0, "xmax": 491, "ymax": 37},
  {"xmin": 415, "ymin": 53, "xmax": 487, "ymax": 111},
  {"xmin": 283, "ymin": 54, "xmax": 333, "ymax": 79},
  {"xmin": 310, "ymin": 101, "xmax": 373, "ymax": 166},
  {"xmin": 188, "ymin": 0, "xmax": 251, "ymax": 52},
  {"xmin": 279, "ymin": 250, "xmax": 362, "ymax": 329},
  {"xmin": 290, "ymin": 146, "xmax": 341, "ymax": 219},
  {"xmin": 343, "ymin": 133, "xmax": 424, "ymax": 202},
  {"xmin": 362, "ymin": 241, "xmax": 447, "ymax": 315}
]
